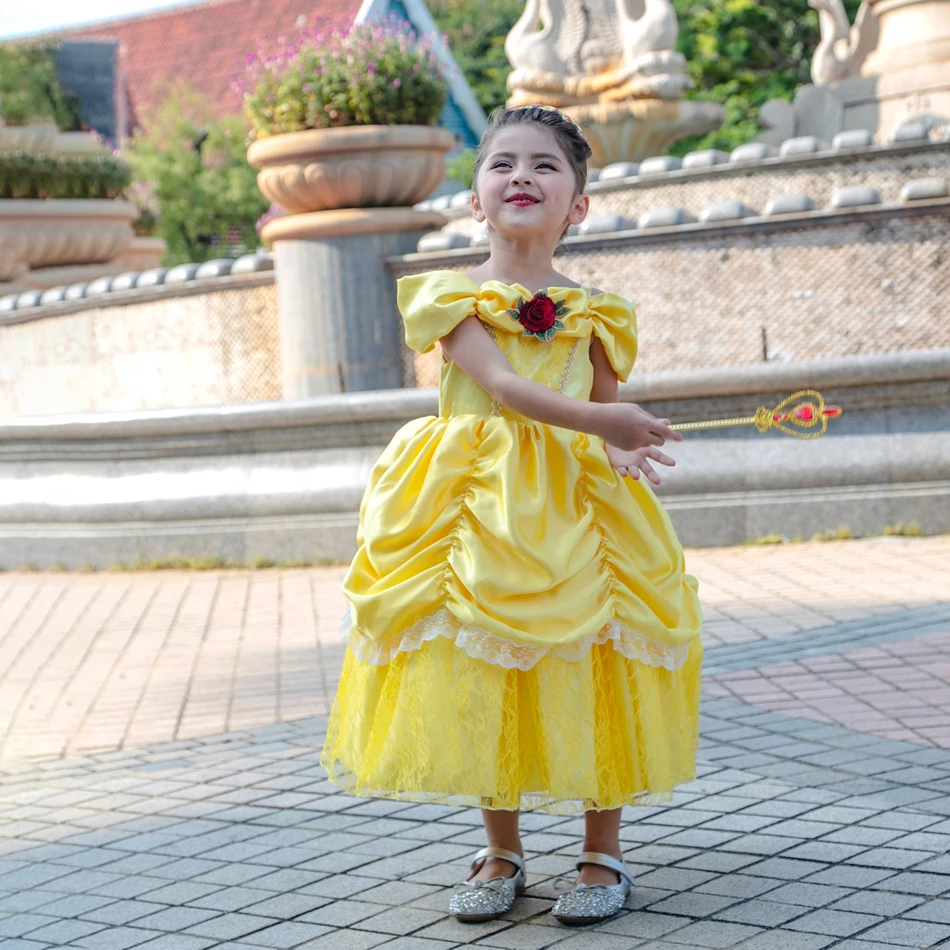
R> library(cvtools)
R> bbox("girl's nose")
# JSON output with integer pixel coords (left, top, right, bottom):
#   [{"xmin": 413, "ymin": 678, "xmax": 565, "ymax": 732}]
[{"xmin": 511, "ymin": 172, "xmax": 533, "ymax": 185}]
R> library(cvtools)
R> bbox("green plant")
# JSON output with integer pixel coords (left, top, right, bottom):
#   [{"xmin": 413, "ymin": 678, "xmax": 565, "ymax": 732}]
[
  {"xmin": 429, "ymin": 0, "xmax": 523, "ymax": 113},
  {"xmin": 812, "ymin": 525, "xmax": 855, "ymax": 542},
  {"xmin": 125, "ymin": 179, "xmax": 161, "ymax": 236},
  {"xmin": 743, "ymin": 533, "xmax": 788, "ymax": 546},
  {"xmin": 0, "ymin": 42, "xmax": 83, "ymax": 129},
  {"xmin": 446, "ymin": 147, "xmax": 476, "ymax": 189},
  {"xmin": 882, "ymin": 522, "xmax": 925, "ymax": 537},
  {"xmin": 241, "ymin": 17, "xmax": 448, "ymax": 139},
  {"xmin": 670, "ymin": 0, "xmax": 863, "ymax": 155},
  {"xmin": 123, "ymin": 83, "xmax": 268, "ymax": 265},
  {"xmin": 0, "ymin": 152, "xmax": 131, "ymax": 199}
]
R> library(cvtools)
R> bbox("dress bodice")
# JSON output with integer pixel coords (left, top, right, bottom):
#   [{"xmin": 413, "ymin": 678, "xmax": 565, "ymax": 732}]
[{"xmin": 397, "ymin": 271, "xmax": 638, "ymax": 423}]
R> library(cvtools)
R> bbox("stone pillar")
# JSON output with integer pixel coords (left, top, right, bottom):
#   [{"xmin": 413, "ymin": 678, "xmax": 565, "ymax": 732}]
[
  {"xmin": 862, "ymin": 0, "xmax": 950, "ymax": 76},
  {"xmin": 264, "ymin": 207, "xmax": 446, "ymax": 398}
]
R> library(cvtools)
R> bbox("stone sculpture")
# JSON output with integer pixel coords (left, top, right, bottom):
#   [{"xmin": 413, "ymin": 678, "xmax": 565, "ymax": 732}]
[
  {"xmin": 808, "ymin": 0, "xmax": 878, "ymax": 85},
  {"xmin": 504, "ymin": 0, "xmax": 723, "ymax": 166},
  {"xmin": 761, "ymin": 0, "xmax": 950, "ymax": 144}
]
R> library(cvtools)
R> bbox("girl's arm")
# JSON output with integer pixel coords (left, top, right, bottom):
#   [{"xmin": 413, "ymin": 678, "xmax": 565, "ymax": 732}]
[
  {"xmin": 440, "ymin": 317, "xmax": 679, "ymax": 452},
  {"xmin": 590, "ymin": 335, "xmax": 678, "ymax": 485}
]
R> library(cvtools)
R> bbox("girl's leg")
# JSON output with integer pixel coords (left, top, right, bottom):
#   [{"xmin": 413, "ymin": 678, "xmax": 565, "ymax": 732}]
[
  {"xmin": 579, "ymin": 807, "xmax": 624, "ymax": 886},
  {"xmin": 471, "ymin": 808, "xmax": 522, "ymax": 882}
]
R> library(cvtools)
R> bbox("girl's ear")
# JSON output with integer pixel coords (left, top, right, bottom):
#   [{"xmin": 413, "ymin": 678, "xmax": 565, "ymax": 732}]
[
  {"xmin": 568, "ymin": 193, "xmax": 590, "ymax": 227},
  {"xmin": 471, "ymin": 191, "xmax": 486, "ymax": 223}
]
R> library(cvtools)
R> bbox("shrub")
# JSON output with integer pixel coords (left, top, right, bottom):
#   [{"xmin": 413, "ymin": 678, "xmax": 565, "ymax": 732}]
[
  {"xmin": 0, "ymin": 152, "xmax": 131, "ymax": 199},
  {"xmin": 125, "ymin": 179, "xmax": 161, "ymax": 236},
  {"xmin": 0, "ymin": 42, "xmax": 83, "ymax": 130},
  {"xmin": 240, "ymin": 17, "xmax": 448, "ymax": 139},
  {"xmin": 123, "ymin": 83, "xmax": 269, "ymax": 265}
]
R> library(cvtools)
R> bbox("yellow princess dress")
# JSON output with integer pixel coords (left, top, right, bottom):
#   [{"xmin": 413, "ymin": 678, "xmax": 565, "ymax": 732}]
[{"xmin": 321, "ymin": 270, "xmax": 703, "ymax": 814}]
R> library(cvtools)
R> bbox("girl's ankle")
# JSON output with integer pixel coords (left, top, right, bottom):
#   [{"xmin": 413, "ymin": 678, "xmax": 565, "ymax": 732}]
[
  {"xmin": 487, "ymin": 840, "xmax": 523, "ymax": 857},
  {"xmin": 582, "ymin": 841, "xmax": 622, "ymax": 859}
]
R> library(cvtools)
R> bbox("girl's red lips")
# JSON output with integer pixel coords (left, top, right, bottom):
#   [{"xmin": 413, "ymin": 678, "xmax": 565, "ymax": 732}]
[{"xmin": 506, "ymin": 193, "xmax": 539, "ymax": 203}]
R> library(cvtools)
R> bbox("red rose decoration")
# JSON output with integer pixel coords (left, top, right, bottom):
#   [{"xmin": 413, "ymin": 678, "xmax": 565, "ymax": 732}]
[
  {"xmin": 520, "ymin": 294, "xmax": 557, "ymax": 333},
  {"xmin": 506, "ymin": 290, "xmax": 570, "ymax": 342}
]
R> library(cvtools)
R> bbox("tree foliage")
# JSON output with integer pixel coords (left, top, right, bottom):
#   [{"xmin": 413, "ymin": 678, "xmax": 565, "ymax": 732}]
[
  {"xmin": 430, "ymin": 0, "xmax": 863, "ymax": 154},
  {"xmin": 671, "ymin": 0, "xmax": 862, "ymax": 154},
  {"xmin": 0, "ymin": 42, "xmax": 83, "ymax": 130},
  {"xmin": 122, "ymin": 83, "xmax": 268, "ymax": 266},
  {"xmin": 429, "ymin": 0, "xmax": 524, "ymax": 114}
]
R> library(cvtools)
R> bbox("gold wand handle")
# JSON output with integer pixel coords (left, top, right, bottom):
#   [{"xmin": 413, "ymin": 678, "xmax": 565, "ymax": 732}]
[{"xmin": 670, "ymin": 390, "xmax": 842, "ymax": 440}]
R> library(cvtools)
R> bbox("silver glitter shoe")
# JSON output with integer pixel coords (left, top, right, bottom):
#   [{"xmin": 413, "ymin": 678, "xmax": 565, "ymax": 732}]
[
  {"xmin": 551, "ymin": 851, "xmax": 635, "ymax": 926},
  {"xmin": 449, "ymin": 846, "xmax": 526, "ymax": 922}
]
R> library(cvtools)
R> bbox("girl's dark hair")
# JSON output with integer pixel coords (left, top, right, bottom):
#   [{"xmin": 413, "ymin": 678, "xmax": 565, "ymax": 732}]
[{"xmin": 473, "ymin": 105, "xmax": 593, "ymax": 195}]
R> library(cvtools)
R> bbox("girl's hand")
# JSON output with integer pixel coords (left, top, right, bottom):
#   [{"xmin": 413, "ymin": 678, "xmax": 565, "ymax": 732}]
[
  {"xmin": 606, "ymin": 443, "xmax": 676, "ymax": 485},
  {"xmin": 593, "ymin": 403, "xmax": 682, "ymax": 452}
]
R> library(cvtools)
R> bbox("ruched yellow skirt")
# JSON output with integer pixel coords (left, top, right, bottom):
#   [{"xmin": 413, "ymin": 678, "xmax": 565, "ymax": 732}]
[
  {"xmin": 321, "ymin": 413, "xmax": 704, "ymax": 814},
  {"xmin": 322, "ymin": 635, "xmax": 702, "ymax": 815}
]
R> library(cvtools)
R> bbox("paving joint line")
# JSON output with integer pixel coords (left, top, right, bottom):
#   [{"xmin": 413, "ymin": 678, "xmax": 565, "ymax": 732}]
[{"xmin": 704, "ymin": 604, "xmax": 950, "ymax": 676}]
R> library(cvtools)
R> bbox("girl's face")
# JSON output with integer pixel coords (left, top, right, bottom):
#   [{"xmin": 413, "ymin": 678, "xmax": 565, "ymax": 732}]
[{"xmin": 471, "ymin": 124, "xmax": 589, "ymax": 239}]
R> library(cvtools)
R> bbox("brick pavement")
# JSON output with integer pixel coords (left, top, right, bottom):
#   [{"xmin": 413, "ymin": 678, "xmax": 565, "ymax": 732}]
[
  {"xmin": 2, "ymin": 537, "xmax": 948, "ymax": 772},
  {"xmin": 1, "ymin": 535, "xmax": 949, "ymax": 949}
]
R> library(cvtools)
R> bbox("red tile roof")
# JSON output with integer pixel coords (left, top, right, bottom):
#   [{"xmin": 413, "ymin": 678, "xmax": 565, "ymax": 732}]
[{"xmin": 56, "ymin": 0, "xmax": 364, "ymax": 129}]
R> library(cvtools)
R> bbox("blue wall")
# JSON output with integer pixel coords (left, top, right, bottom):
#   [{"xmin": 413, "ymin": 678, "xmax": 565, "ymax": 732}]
[{"xmin": 379, "ymin": 0, "xmax": 480, "ymax": 150}]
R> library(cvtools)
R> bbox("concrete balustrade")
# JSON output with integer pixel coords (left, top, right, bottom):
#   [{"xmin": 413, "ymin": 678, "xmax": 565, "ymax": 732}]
[{"xmin": 1, "ymin": 349, "xmax": 947, "ymax": 568}]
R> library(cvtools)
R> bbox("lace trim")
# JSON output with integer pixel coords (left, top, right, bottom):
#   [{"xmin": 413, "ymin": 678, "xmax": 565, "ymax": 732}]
[
  {"xmin": 480, "ymin": 321, "xmax": 503, "ymax": 417},
  {"xmin": 340, "ymin": 607, "xmax": 691, "ymax": 672},
  {"xmin": 558, "ymin": 338, "xmax": 581, "ymax": 394}
]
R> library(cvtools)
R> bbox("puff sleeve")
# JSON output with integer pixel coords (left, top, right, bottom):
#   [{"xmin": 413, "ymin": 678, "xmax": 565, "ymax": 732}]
[
  {"xmin": 589, "ymin": 292, "xmax": 638, "ymax": 381},
  {"xmin": 397, "ymin": 271, "xmax": 479, "ymax": 354}
]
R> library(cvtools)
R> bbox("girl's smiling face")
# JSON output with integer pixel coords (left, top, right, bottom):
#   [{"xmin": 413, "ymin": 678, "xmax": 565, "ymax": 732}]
[{"xmin": 471, "ymin": 124, "xmax": 589, "ymax": 239}]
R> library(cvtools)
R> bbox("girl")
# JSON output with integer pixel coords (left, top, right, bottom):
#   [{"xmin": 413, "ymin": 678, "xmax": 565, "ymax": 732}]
[{"xmin": 321, "ymin": 105, "xmax": 703, "ymax": 927}]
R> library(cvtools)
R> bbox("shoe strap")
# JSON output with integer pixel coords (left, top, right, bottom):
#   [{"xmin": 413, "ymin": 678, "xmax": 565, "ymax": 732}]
[
  {"xmin": 576, "ymin": 851, "xmax": 634, "ymax": 886},
  {"xmin": 471, "ymin": 846, "xmax": 525, "ymax": 874}
]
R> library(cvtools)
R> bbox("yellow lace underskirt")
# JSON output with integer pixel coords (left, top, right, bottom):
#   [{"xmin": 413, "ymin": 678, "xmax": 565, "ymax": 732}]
[{"xmin": 321, "ymin": 633, "xmax": 703, "ymax": 815}]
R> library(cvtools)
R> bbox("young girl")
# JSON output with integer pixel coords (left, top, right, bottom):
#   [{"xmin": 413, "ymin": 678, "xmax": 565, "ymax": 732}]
[{"xmin": 321, "ymin": 105, "xmax": 703, "ymax": 927}]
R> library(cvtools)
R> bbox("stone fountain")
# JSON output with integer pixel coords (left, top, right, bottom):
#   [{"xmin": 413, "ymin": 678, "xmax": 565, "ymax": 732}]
[{"xmin": 504, "ymin": 0, "xmax": 724, "ymax": 167}]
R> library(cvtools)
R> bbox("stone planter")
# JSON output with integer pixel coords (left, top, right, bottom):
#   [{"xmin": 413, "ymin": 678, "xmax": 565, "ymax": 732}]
[
  {"xmin": 110, "ymin": 236, "xmax": 167, "ymax": 272},
  {"xmin": 0, "ymin": 120, "xmax": 58, "ymax": 153},
  {"xmin": 247, "ymin": 125, "xmax": 454, "ymax": 214},
  {"xmin": 0, "ymin": 239, "xmax": 27, "ymax": 283},
  {"xmin": 0, "ymin": 199, "xmax": 137, "ymax": 273}
]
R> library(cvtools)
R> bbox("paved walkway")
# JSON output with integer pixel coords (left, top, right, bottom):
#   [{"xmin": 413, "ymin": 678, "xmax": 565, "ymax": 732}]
[{"xmin": 1, "ymin": 536, "xmax": 949, "ymax": 949}]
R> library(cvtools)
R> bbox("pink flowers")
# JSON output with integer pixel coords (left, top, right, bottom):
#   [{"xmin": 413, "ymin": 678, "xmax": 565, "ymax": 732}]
[{"xmin": 240, "ymin": 14, "xmax": 447, "ymax": 138}]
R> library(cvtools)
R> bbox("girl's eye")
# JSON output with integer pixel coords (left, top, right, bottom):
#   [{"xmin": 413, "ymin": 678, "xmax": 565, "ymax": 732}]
[
  {"xmin": 537, "ymin": 161, "xmax": 556, "ymax": 170},
  {"xmin": 490, "ymin": 161, "xmax": 511, "ymax": 169}
]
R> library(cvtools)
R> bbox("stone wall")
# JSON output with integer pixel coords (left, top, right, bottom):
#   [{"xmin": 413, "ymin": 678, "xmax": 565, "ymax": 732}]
[
  {"xmin": 2, "ymin": 350, "xmax": 947, "ymax": 565},
  {"xmin": 440, "ymin": 140, "xmax": 950, "ymax": 239},
  {"xmin": 393, "ymin": 201, "xmax": 950, "ymax": 387},
  {"xmin": 0, "ymin": 277, "xmax": 280, "ymax": 419}
]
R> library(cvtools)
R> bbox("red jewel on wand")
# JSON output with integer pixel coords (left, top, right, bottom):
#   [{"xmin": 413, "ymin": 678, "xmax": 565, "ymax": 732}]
[{"xmin": 670, "ymin": 390, "xmax": 843, "ymax": 440}]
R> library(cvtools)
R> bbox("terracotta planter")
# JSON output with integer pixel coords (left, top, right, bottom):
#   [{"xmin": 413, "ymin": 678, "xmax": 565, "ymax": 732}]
[
  {"xmin": 0, "ymin": 199, "xmax": 137, "ymax": 273},
  {"xmin": 247, "ymin": 125, "xmax": 454, "ymax": 215}
]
